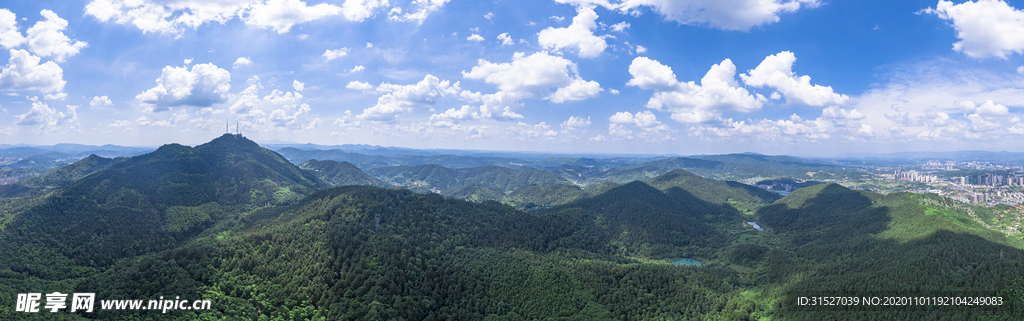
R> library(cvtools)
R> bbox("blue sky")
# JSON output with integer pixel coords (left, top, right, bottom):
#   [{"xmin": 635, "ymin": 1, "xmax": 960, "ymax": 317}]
[{"xmin": 1, "ymin": 0, "xmax": 1023, "ymax": 156}]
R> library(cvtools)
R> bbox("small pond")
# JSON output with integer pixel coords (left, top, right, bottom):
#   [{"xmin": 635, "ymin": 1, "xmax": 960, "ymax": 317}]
[{"xmin": 668, "ymin": 258, "xmax": 704, "ymax": 266}]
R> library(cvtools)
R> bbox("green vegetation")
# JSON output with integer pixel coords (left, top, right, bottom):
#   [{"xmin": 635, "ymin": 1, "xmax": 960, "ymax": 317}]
[
  {"xmin": 299, "ymin": 159, "xmax": 389, "ymax": 187},
  {"xmin": 2, "ymin": 136, "xmax": 1024, "ymax": 320}
]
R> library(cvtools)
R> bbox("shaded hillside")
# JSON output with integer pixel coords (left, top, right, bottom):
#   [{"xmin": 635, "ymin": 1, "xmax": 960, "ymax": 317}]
[
  {"xmin": 504, "ymin": 182, "xmax": 619, "ymax": 209},
  {"xmin": 647, "ymin": 169, "xmax": 781, "ymax": 212},
  {"xmin": 55, "ymin": 186, "xmax": 740, "ymax": 320},
  {"xmin": 0, "ymin": 154, "xmax": 122, "ymax": 198},
  {"xmin": 300, "ymin": 159, "xmax": 388, "ymax": 187},
  {"xmin": 0, "ymin": 134, "xmax": 329, "ymax": 270}
]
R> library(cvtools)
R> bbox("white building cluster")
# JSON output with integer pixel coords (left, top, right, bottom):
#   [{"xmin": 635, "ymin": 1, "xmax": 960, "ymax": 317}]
[{"xmin": 894, "ymin": 169, "xmax": 938, "ymax": 183}]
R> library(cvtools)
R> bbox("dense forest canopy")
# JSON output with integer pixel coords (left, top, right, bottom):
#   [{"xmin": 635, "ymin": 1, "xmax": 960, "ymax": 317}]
[{"xmin": 1, "ymin": 135, "xmax": 1022, "ymax": 320}]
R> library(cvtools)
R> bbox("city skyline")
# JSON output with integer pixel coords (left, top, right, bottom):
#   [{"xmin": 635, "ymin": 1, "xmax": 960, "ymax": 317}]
[{"xmin": 0, "ymin": 0, "xmax": 1023, "ymax": 156}]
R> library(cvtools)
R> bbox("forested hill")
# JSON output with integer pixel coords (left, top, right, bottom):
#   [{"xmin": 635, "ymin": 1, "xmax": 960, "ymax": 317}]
[
  {"xmin": 0, "ymin": 154, "xmax": 122, "ymax": 198},
  {"xmin": 367, "ymin": 164, "xmax": 570, "ymax": 194},
  {"xmin": 300, "ymin": 159, "xmax": 389, "ymax": 188},
  {"xmin": 0, "ymin": 134, "xmax": 329, "ymax": 270}
]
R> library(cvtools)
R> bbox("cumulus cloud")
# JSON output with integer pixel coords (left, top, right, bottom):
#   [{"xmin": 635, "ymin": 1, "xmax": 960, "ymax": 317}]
[
  {"xmin": 292, "ymin": 79, "xmax": 305, "ymax": 92},
  {"xmin": 25, "ymin": 10, "xmax": 88, "ymax": 62},
  {"xmin": 627, "ymin": 56, "xmax": 764, "ymax": 123},
  {"xmin": 346, "ymin": 80, "xmax": 374, "ymax": 91},
  {"xmin": 351, "ymin": 65, "xmax": 365, "ymax": 73},
  {"xmin": 466, "ymin": 34, "xmax": 484, "ymax": 41},
  {"xmin": 919, "ymin": 0, "xmax": 1024, "ymax": 59},
  {"xmin": 15, "ymin": 97, "xmax": 78, "ymax": 131},
  {"xmin": 233, "ymin": 57, "xmax": 252, "ymax": 68},
  {"xmin": 44, "ymin": 92, "xmax": 67, "ymax": 100},
  {"xmin": 244, "ymin": 0, "xmax": 343, "ymax": 33},
  {"xmin": 85, "ymin": 0, "xmax": 356, "ymax": 36},
  {"xmin": 497, "ymin": 33, "xmax": 514, "ymax": 45},
  {"xmin": 136, "ymin": 62, "xmax": 231, "ymax": 110},
  {"xmin": 342, "ymin": 0, "xmax": 390, "ymax": 22},
  {"xmin": 226, "ymin": 81, "xmax": 312, "ymax": 129},
  {"xmin": 463, "ymin": 51, "xmax": 602, "ymax": 103},
  {"xmin": 610, "ymin": 21, "xmax": 630, "ymax": 32},
  {"xmin": 690, "ymin": 114, "xmax": 833, "ymax": 141},
  {"xmin": 740, "ymin": 51, "xmax": 849, "ymax": 106},
  {"xmin": 388, "ymin": 0, "xmax": 451, "ymax": 24},
  {"xmin": 560, "ymin": 115, "xmax": 591, "ymax": 130},
  {"xmin": 507, "ymin": 121, "xmax": 558, "ymax": 139},
  {"xmin": 323, "ymin": 47, "xmax": 349, "ymax": 60},
  {"xmin": 358, "ymin": 74, "xmax": 461, "ymax": 121},
  {"xmin": 844, "ymin": 60, "xmax": 1024, "ymax": 146},
  {"xmin": 0, "ymin": 49, "xmax": 65, "ymax": 93},
  {"xmin": 616, "ymin": 0, "xmax": 820, "ymax": 31},
  {"xmin": 538, "ymin": 6, "xmax": 607, "ymax": 58},
  {"xmin": 0, "ymin": 9, "xmax": 26, "ymax": 49}
]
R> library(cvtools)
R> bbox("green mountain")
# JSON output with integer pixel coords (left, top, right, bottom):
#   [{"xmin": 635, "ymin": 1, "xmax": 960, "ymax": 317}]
[
  {"xmin": 1, "ymin": 134, "xmax": 328, "ymax": 270},
  {"xmin": 368, "ymin": 164, "xmax": 570, "ymax": 195},
  {"xmin": 0, "ymin": 154, "xmax": 121, "ymax": 197},
  {"xmin": 299, "ymin": 159, "xmax": 388, "ymax": 187},
  {"xmin": 4, "ymin": 138, "xmax": 1024, "ymax": 320}
]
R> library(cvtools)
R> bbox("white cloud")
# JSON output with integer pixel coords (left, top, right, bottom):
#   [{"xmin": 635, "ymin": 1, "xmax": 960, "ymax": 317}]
[
  {"xmin": 346, "ymin": 81, "xmax": 374, "ymax": 91},
  {"xmin": 136, "ymin": 62, "xmax": 231, "ymax": 110},
  {"xmin": 351, "ymin": 65, "xmax": 365, "ymax": 73},
  {"xmin": 846, "ymin": 60, "xmax": 1024, "ymax": 145},
  {"xmin": 609, "ymin": 110, "xmax": 661, "ymax": 127},
  {"xmin": 429, "ymin": 105, "xmax": 482, "ymax": 127},
  {"xmin": 466, "ymin": 34, "xmax": 484, "ymax": 41},
  {"xmin": 463, "ymin": 51, "xmax": 602, "ymax": 103},
  {"xmin": 690, "ymin": 114, "xmax": 833, "ymax": 141},
  {"xmin": 635, "ymin": 45, "xmax": 647, "ymax": 53},
  {"xmin": 226, "ymin": 81, "xmax": 312, "ymax": 129},
  {"xmin": 43, "ymin": 92, "xmax": 66, "ymax": 100},
  {"xmin": 245, "ymin": 0, "xmax": 343, "ymax": 33},
  {"xmin": 507, "ymin": 122, "xmax": 557, "ymax": 139},
  {"xmin": 24, "ymin": 10, "xmax": 88, "ymax": 63},
  {"xmin": 15, "ymin": 97, "xmax": 77, "ymax": 132},
  {"xmin": 497, "ymin": 33, "xmax": 514, "ymax": 45},
  {"xmin": 617, "ymin": 0, "xmax": 821, "ymax": 31},
  {"xmin": 358, "ymin": 74, "xmax": 460, "ymax": 121},
  {"xmin": 958, "ymin": 99, "xmax": 1009, "ymax": 116},
  {"xmin": 538, "ymin": 6, "xmax": 607, "ymax": 58},
  {"xmin": 919, "ymin": 0, "xmax": 1024, "ymax": 59},
  {"xmin": 610, "ymin": 21, "xmax": 630, "ymax": 32},
  {"xmin": 0, "ymin": 9, "xmax": 26, "ymax": 49},
  {"xmin": 821, "ymin": 106, "xmax": 865, "ymax": 120},
  {"xmin": 560, "ymin": 115, "xmax": 591, "ymax": 130},
  {"xmin": 323, "ymin": 47, "xmax": 349, "ymax": 60},
  {"xmin": 292, "ymin": 79, "xmax": 304, "ymax": 91},
  {"xmin": 589, "ymin": 134, "xmax": 606, "ymax": 141},
  {"xmin": 626, "ymin": 56, "xmax": 765, "ymax": 123},
  {"xmin": 342, "ymin": 0, "xmax": 389, "ymax": 22},
  {"xmin": 332, "ymin": 110, "xmax": 360, "ymax": 127},
  {"xmin": 388, "ymin": 0, "xmax": 451, "ymax": 24},
  {"xmin": 484, "ymin": 12, "xmax": 493, "ymax": 20},
  {"xmin": 85, "ymin": 0, "xmax": 355, "ymax": 36},
  {"xmin": 0, "ymin": 49, "xmax": 65, "ymax": 93},
  {"xmin": 233, "ymin": 57, "xmax": 253, "ymax": 68},
  {"xmin": 109, "ymin": 120, "xmax": 131, "ymax": 127},
  {"xmin": 91, "ymin": 95, "xmax": 114, "ymax": 107},
  {"xmin": 741, "ymin": 51, "xmax": 849, "ymax": 106},
  {"xmin": 1018, "ymin": 65, "xmax": 1024, "ymax": 74},
  {"xmin": 609, "ymin": 88, "xmax": 619, "ymax": 94}
]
